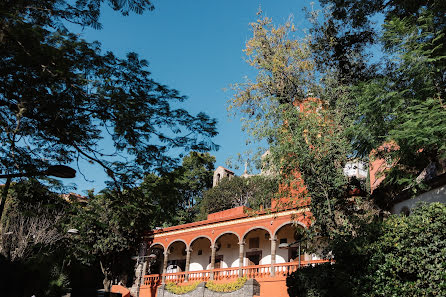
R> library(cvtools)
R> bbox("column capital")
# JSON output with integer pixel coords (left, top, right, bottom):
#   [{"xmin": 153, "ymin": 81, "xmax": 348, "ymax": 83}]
[
  {"xmin": 270, "ymin": 236, "xmax": 277, "ymax": 241},
  {"xmin": 238, "ymin": 241, "xmax": 245, "ymax": 246}
]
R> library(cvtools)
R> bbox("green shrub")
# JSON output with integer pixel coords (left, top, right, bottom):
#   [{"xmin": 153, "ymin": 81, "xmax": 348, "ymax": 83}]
[
  {"xmin": 165, "ymin": 281, "xmax": 200, "ymax": 295},
  {"xmin": 206, "ymin": 277, "xmax": 248, "ymax": 292},
  {"xmin": 287, "ymin": 203, "xmax": 446, "ymax": 297},
  {"xmin": 286, "ymin": 263, "xmax": 352, "ymax": 297},
  {"xmin": 366, "ymin": 202, "xmax": 446, "ymax": 296}
]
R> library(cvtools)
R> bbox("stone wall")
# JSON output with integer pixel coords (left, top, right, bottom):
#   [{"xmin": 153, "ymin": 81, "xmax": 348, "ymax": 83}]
[{"xmin": 156, "ymin": 279, "xmax": 260, "ymax": 297}]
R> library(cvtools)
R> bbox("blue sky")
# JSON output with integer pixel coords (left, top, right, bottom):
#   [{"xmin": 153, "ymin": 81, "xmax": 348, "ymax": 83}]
[{"xmin": 67, "ymin": 0, "xmax": 318, "ymax": 194}]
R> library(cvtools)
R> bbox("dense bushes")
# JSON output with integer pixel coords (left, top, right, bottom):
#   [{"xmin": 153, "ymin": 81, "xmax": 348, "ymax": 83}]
[
  {"xmin": 287, "ymin": 203, "xmax": 446, "ymax": 297},
  {"xmin": 165, "ymin": 281, "xmax": 200, "ymax": 294},
  {"xmin": 206, "ymin": 277, "xmax": 248, "ymax": 292},
  {"xmin": 287, "ymin": 263, "xmax": 351, "ymax": 297},
  {"xmin": 197, "ymin": 176, "xmax": 277, "ymax": 220},
  {"xmin": 366, "ymin": 203, "xmax": 446, "ymax": 296}
]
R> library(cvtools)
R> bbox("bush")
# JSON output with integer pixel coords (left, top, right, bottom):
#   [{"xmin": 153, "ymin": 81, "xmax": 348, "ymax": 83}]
[
  {"xmin": 165, "ymin": 281, "xmax": 200, "ymax": 295},
  {"xmin": 287, "ymin": 203, "xmax": 446, "ymax": 297},
  {"xmin": 206, "ymin": 277, "xmax": 248, "ymax": 292},
  {"xmin": 366, "ymin": 203, "xmax": 446, "ymax": 296},
  {"xmin": 286, "ymin": 263, "xmax": 352, "ymax": 297}
]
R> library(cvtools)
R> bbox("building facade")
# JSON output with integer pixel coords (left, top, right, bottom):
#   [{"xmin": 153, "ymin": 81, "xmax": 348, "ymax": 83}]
[
  {"xmin": 138, "ymin": 166, "xmax": 330, "ymax": 297},
  {"xmin": 139, "ymin": 207, "xmax": 327, "ymax": 297}
]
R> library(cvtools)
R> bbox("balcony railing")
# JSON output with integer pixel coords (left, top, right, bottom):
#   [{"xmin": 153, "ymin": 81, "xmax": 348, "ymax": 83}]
[
  {"xmin": 188, "ymin": 270, "xmax": 211, "ymax": 282},
  {"xmin": 143, "ymin": 259, "xmax": 331, "ymax": 286}
]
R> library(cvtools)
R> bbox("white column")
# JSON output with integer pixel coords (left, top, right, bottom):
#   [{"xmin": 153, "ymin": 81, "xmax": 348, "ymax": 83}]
[
  {"xmin": 161, "ymin": 251, "xmax": 168, "ymax": 284},
  {"xmin": 238, "ymin": 241, "xmax": 245, "ymax": 277},
  {"xmin": 210, "ymin": 245, "xmax": 216, "ymax": 280},
  {"xmin": 185, "ymin": 248, "xmax": 191, "ymax": 281},
  {"xmin": 270, "ymin": 237, "xmax": 277, "ymax": 276}
]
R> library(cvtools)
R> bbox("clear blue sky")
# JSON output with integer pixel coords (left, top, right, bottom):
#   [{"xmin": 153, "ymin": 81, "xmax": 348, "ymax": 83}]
[{"xmin": 67, "ymin": 0, "xmax": 318, "ymax": 194}]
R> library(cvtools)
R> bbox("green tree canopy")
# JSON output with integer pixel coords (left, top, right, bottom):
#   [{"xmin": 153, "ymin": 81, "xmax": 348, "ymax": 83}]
[
  {"xmin": 313, "ymin": 0, "xmax": 446, "ymax": 199},
  {"xmin": 69, "ymin": 152, "xmax": 215, "ymax": 289},
  {"xmin": 287, "ymin": 203, "xmax": 446, "ymax": 297},
  {"xmin": 0, "ymin": 0, "xmax": 218, "ymax": 191},
  {"xmin": 0, "ymin": 180, "xmax": 73, "ymax": 296},
  {"xmin": 171, "ymin": 152, "xmax": 215, "ymax": 224},
  {"xmin": 197, "ymin": 175, "xmax": 278, "ymax": 220}
]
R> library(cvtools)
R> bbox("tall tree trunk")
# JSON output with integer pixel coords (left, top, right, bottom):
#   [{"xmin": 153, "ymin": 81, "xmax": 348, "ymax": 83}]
[{"xmin": 100, "ymin": 260, "xmax": 112, "ymax": 292}]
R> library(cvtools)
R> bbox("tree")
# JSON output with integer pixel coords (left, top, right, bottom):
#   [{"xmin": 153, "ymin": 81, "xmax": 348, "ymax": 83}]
[
  {"xmin": 229, "ymin": 12, "xmax": 374, "ymax": 240},
  {"xmin": 288, "ymin": 203, "xmax": 446, "ymax": 297},
  {"xmin": 314, "ymin": 0, "xmax": 446, "ymax": 197},
  {"xmin": 69, "ymin": 152, "xmax": 215, "ymax": 290},
  {"xmin": 0, "ymin": 0, "xmax": 218, "ymax": 196},
  {"xmin": 197, "ymin": 175, "xmax": 278, "ymax": 220},
  {"xmin": 232, "ymin": 3, "xmax": 445, "ymax": 297},
  {"xmin": 69, "ymin": 188, "xmax": 155, "ymax": 291},
  {"xmin": 0, "ymin": 180, "xmax": 73, "ymax": 297},
  {"xmin": 171, "ymin": 152, "xmax": 215, "ymax": 224},
  {"xmin": 228, "ymin": 14, "xmax": 316, "ymax": 161},
  {"xmin": 277, "ymin": 1, "xmax": 445, "ymax": 295},
  {"xmin": 0, "ymin": 179, "xmax": 69, "ymax": 262}
]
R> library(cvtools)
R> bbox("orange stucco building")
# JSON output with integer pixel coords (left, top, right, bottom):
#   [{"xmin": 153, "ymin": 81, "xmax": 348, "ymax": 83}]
[
  {"xmin": 137, "ymin": 166, "xmax": 330, "ymax": 297},
  {"xmin": 137, "ymin": 99, "xmax": 334, "ymax": 297}
]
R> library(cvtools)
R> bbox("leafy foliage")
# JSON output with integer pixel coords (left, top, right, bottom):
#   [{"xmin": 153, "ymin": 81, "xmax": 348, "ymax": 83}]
[
  {"xmin": 365, "ymin": 203, "xmax": 446, "ymax": 296},
  {"xmin": 69, "ymin": 185, "xmax": 169, "ymax": 289},
  {"xmin": 1, "ymin": 180, "xmax": 70, "ymax": 262},
  {"xmin": 197, "ymin": 175, "xmax": 277, "ymax": 220},
  {"xmin": 206, "ymin": 277, "xmax": 248, "ymax": 292},
  {"xmin": 68, "ymin": 152, "xmax": 214, "ymax": 289},
  {"xmin": 0, "ymin": 180, "xmax": 73, "ymax": 296},
  {"xmin": 169, "ymin": 152, "xmax": 215, "ymax": 224},
  {"xmin": 288, "ymin": 203, "xmax": 446, "ymax": 297},
  {"xmin": 316, "ymin": 1, "xmax": 446, "ymax": 193},
  {"xmin": 287, "ymin": 263, "xmax": 350, "ymax": 297},
  {"xmin": 165, "ymin": 281, "xmax": 200, "ymax": 294},
  {"xmin": 0, "ymin": 0, "xmax": 218, "ymax": 190},
  {"xmin": 228, "ymin": 14, "xmax": 315, "ymax": 160}
]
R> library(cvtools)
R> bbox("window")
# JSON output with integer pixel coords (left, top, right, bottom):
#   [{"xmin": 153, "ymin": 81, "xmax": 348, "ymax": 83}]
[
  {"xmin": 280, "ymin": 238, "xmax": 287, "ymax": 244},
  {"xmin": 246, "ymin": 251, "xmax": 262, "ymax": 266},
  {"xmin": 249, "ymin": 237, "xmax": 259, "ymax": 249},
  {"xmin": 198, "ymin": 249, "xmax": 202, "ymax": 255},
  {"xmin": 289, "ymin": 247, "xmax": 300, "ymax": 262},
  {"xmin": 209, "ymin": 255, "xmax": 224, "ymax": 268}
]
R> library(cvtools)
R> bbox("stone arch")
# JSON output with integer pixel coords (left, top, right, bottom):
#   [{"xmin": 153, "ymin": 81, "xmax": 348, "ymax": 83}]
[
  {"xmin": 214, "ymin": 232, "xmax": 240, "ymax": 269},
  {"xmin": 189, "ymin": 235, "xmax": 212, "ymax": 249},
  {"xmin": 273, "ymin": 221, "xmax": 308, "ymax": 264},
  {"xmin": 242, "ymin": 226, "xmax": 272, "ymax": 241},
  {"xmin": 214, "ymin": 231, "xmax": 241, "ymax": 245},
  {"xmin": 242, "ymin": 226, "xmax": 272, "ymax": 266},
  {"xmin": 167, "ymin": 239, "xmax": 188, "ymax": 252},
  {"xmin": 147, "ymin": 243, "xmax": 165, "ymax": 275},
  {"xmin": 273, "ymin": 221, "xmax": 307, "ymax": 240},
  {"xmin": 149, "ymin": 242, "xmax": 165, "ymax": 250},
  {"xmin": 165, "ymin": 240, "xmax": 188, "ymax": 274},
  {"xmin": 189, "ymin": 236, "xmax": 212, "ymax": 272}
]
